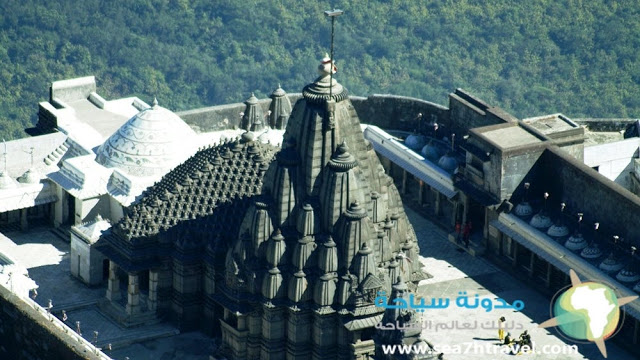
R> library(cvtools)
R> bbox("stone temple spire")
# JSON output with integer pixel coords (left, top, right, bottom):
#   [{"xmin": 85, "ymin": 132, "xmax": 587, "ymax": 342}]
[
  {"xmin": 221, "ymin": 55, "xmax": 428, "ymax": 360},
  {"xmin": 268, "ymin": 84, "xmax": 292, "ymax": 129},
  {"xmin": 240, "ymin": 93, "xmax": 265, "ymax": 131}
]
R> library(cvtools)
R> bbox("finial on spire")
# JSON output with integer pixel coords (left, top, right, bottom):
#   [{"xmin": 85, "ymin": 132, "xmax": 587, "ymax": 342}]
[
  {"xmin": 324, "ymin": 9, "xmax": 344, "ymax": 99},
  {"xmin": 152, "ymin": 97, "xmax": 158, "ymax": 109},
  {"xmin": 1, "ymin": 139, "xmax": 6, "ymax": 173}
]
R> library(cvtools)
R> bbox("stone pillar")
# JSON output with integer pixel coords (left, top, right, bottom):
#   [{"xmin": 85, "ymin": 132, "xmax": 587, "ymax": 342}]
[
  {"xmin": 261, "ymin": 305, "xmax": 286, "ymax": 360},
  {"xmin": 20, "ymin": 208, "xmax": 28, "ymax": 231},
  {"xmin": 105, "ymin": 260, "xmax": 121, "ymax": 302},
  {"xmin": 433, "ymin": 190, "xmax": 442, "ymax": 216},
  {"xmin": 125, "ymin": 272, "xmax": 140, "ymax": 315},
  {"xmin": 462, "ymin": 194, "xmax": 469, "ymax": 225},
  {"xmin": 401, "ymin": 170, "xmax": 407, "ymax": 195},
  {"xmin": 286, "ymin": 309, "xmax": 312, "ymax": 360},
  {"xmin": 49, "ymin": 202, "xmax": 56, "ymax": 225},
  {"xmin": 148, "ymin": 270, "xmax": 158, "ymax": 312},
  {"xmin": 247, "ymin": 310, "xmax": 262, "ymax": 359},
  {"xmin": 418, "ymin": 180, "xmax": 424, "ymax": 206},
  {"xmin": 203, "ymin": 263, "xmax": 218, "ymax": 335},
  {"xmin": 312, "ymin": 311, "xmax": 337, "ymax": 360},
  {"xmin": 54, "ymin": 186, "xmax": 64, "ymax": 227}
]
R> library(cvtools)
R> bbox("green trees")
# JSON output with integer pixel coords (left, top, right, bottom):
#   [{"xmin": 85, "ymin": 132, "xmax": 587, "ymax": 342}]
[{"xmin": 1, "ymin": 0, "xmax": 640, "ymax": 140}]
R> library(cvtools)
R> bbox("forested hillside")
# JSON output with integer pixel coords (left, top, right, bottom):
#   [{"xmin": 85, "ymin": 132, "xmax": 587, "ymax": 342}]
[{"xmin": 1, "ymin": 0, "xmax": 640, "ymax": 139}]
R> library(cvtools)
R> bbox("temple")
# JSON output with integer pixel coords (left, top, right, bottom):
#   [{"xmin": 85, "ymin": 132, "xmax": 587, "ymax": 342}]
[{"xmin": 94, "ymin": 56, "xmax": 429, "ymax": 359}]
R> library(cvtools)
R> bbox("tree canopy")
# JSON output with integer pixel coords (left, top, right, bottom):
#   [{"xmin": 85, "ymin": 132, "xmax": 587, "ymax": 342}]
[{"xmin": 1, "ymin": 0, "xmax": 639, "ymax": 139}]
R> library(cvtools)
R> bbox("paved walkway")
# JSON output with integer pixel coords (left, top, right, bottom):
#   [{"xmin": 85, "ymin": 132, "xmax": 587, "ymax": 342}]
[
  {"xmin": 0, "ymin": 228, "xmax": 104, "ymax": 309},
  {"xmin": 408, "ymin": 207, "xmax": 634, "ymax": 360}
]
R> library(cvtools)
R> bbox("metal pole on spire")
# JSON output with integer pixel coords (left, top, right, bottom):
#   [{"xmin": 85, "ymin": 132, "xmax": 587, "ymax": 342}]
[
  {"xmin": 2, "ymin": 139, "xmax": 6, "ymax": 173},
  {"xmin": 324, "ymin": 9, "xmax": 343, "ymax": 100}
]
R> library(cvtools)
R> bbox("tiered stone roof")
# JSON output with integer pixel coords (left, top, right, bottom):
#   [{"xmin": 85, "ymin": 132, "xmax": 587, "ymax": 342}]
[
  {"xmin": 99, "ymin": 134, "xmax": 278, "ymax": 270},
  {"xmin": 116, "ymin": 134, "xmax": 276, "ymax": 240}
]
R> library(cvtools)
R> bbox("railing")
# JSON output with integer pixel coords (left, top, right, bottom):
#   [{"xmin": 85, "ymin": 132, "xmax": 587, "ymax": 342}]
[{"xmin": 22, "ymin": 296, "xmax": 112, "ymax": 360}]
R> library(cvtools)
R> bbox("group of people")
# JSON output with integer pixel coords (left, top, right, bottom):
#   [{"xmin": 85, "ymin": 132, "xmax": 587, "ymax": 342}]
[
  {"xmin": 498, "ymin": 317, "xmax": 532, "ymax": 355},
  {"xmin": 455, "ymin": 221, "xmax": 473, "ymax": 248}
]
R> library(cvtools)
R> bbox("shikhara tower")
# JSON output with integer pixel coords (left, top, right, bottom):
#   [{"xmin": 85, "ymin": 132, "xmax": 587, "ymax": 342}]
[
  {"xmin": 219, "ymin": 57, "xmax": 428, "ymax": 359},
  {"xmin": 96, "ymin": 55, "xmax": 428, "ymax": 360}
]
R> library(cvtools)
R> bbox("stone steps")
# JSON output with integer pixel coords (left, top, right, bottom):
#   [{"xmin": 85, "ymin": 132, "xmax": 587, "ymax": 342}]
[
  {"xmin": 96, "ymin": 326, "xmax": 180, "ymax": 350},
  {"xmin": 447, "ymin": 232, "xmax": 485, "ymax": 256},
  {"xmin": 50, "ymin": 226, "xmax": 71, "ymax": 242}
]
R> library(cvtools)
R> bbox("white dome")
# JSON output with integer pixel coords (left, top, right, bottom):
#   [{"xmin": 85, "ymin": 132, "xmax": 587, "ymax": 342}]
[
  {"xmin": 0, "ymin": 172, "xmax": 17, "ymax": 189},
  {"xmin": 17, "ymin": 168, "xmax": 41, "ymax": 184},
  {"xmin": 95, "ymin": 100, "xmax": 197, "ymax": 177}
]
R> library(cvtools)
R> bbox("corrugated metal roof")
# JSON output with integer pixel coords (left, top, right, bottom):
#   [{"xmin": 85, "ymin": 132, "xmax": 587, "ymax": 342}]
[
  {"xmin": 364, "ymin": 125, "xmax": 458, "ymax": 199},
  {"xmin": 494, "ymin": 213, "xmax": 640, "ymax": 321}
]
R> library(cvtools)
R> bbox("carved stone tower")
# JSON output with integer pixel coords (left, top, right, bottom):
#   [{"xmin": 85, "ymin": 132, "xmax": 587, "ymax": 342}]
[{"xmin": 218, "ymin": 57, "xmax": 427, "ymax": 360}]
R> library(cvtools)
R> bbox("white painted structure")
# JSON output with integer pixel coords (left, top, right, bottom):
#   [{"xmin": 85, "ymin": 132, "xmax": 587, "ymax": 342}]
[{"xmin": 584, "ymin": 137, "xmax": 640, "ymax": 188}]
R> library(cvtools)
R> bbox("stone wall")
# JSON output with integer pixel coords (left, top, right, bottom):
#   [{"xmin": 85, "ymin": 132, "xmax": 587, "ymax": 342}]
[
  {"xmin": 0, "ymin": 284, "xmax": 107, "ymax": 360},
  {"xmin": 448, "ymin": 89, "xmax": 517, "ymax": 137},
  {"xmin": 524, "ymin": 146, "xmax": 640, "ymax": 245},
  {"xmin": 178, "ymin": 94, "xmax": 303, "ymax": 133},
  {"xmin": 50, "ymin": 77, "xmax": 97, "ymax": 103},
  {"xmin": 179, "ymin": 93, "xmax": 450, "ymax": 134},
  {"xmin": 574, "ymin": 118, "xmax": 636, "ymax": 132},
  {"xmin": 350, "ymin": 94, "xmax": 449, "ymax": 131},
  {"xmin": 500, "ymin": 150, "xmax": 546, "ymax": 200}
]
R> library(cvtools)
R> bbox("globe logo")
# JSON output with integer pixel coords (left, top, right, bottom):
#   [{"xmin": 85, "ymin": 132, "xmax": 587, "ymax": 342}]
[
  {"xmin": 553, "ymin": 282, "xmax": 619, "ymax": 341},
  {"xmin": 539, "ymin": 269, "xmax": 637, "ymax": 358}
]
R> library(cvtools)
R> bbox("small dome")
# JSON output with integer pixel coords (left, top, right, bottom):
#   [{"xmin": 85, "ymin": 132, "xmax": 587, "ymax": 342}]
[
  {"xmin": 241, "ymin": 131, "xmax": 256, "ymax": 143},
  {"xmin": 564, "ymin": 233, "xmax": 588, "ymax": 251},
  {"xmin": 547, "ymin": 222, "xmax": 569, "ymax": 238},
  {"xmin": 514, "ymin": 201, "xmax": 533, "ymax": 218},
  {"xmin": 598, "ymin": 253, "xmax": 624, "ymax": 273},
  {"xmin": 96, "ymin": 100, "xmax": 196, "ymax": 177},
  {"xmin": 437, "ymin": 152, "xmax": 458, "ymax": 173},
  {"xmin": 580, "ymin": 243, "xmax": 602, "ymax": 259},
  {"xmin": 529, "ymin": 212, "xmax": 552, "ymax": 229},
  {"xmin": 17, "ymin": 168, "xmax": 41, "ymax": 184},
  {"xmin": 616, "ymin": 267, "xmax": 640, "ymax": 283},
  {"xmin": 405, "ymin": 133, "xmax": 427, "ymax": 151},
  {"xmin": 421, "ymin": 141, "xmax": 444, "ymax": 162},
  {"xmin": 0, "ymin": 172, "xmax": 18, "ymax": 189}
]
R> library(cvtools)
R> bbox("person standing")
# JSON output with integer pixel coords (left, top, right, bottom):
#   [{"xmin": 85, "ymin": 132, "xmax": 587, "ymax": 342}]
[
  {"xmin": 498, "ymin": 316, "xmax": 506, "ymax": 341},
  {"xmin": 463, "ymin": 221, "xmax": 472, "ymax": 248}
]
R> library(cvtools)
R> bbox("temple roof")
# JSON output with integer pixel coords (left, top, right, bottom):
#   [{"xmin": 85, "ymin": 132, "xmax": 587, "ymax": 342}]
[
  {"xmin": 95, "ymin": 99, "xmax": 198, "ymax": 177},
  {"xmin": 72, "ymin": 215, "xmax": 111, "ymax": 244},
  {"xmin": 110, "ymin": 135, "xmax": 278, "ymax": 242}
]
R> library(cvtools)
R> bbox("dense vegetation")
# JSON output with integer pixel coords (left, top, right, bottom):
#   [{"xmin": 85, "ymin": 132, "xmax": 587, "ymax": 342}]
[{"xmin": 1, "ymin": 0, "xmax": 640, "ymax": 139}]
